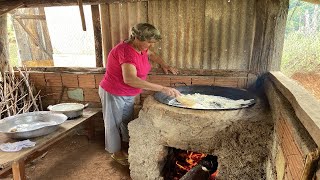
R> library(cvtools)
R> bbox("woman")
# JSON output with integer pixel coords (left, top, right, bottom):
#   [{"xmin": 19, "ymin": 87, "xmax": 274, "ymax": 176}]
[{"xmin": 99, "ymin": 23, "xmax": 181, "ymax": 165}]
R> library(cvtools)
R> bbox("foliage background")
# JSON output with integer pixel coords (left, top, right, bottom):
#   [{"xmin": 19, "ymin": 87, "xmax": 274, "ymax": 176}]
[{"xmin": 281, "ymin": 0, "xmax": 320, "ymax": 76}]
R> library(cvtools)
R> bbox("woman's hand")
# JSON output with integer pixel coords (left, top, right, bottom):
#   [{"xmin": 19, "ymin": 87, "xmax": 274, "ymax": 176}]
[
  {"xmin": 161, "ymin": 65, "xmax": 179, "ymax": 75},
  {"xmin": 161, "ymin": 87, "xmax": 181, "ymax": 97}
]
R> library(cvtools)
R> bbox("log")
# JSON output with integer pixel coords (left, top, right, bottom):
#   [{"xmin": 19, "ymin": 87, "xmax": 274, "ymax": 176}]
[
  {"xmin": 179, "ymin": 165, "xmax": 211, "ymax": 180},
  {"xmin": 180, "ymin": 155, "xmax": 218, "ymax": 180}
]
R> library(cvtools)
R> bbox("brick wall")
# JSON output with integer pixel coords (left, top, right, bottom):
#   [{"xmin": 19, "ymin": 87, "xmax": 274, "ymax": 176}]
[
  {"xmin": 28, "ymin": 71, "xmax": 254, "ymax": 109},
  {"xmin": 28, "ymin": 72, "xmax": 103, "ymax": 108},
  {"xmin": 275, "ymin": 114, "xmax": 304, "ymax": 179},
  {"xmin": 265, "ymin": 78, "xmax": 318, "ymax": 180},
  {"xmin": 27, "ymin": 71, "xmax": 254, "ymax": 132}
]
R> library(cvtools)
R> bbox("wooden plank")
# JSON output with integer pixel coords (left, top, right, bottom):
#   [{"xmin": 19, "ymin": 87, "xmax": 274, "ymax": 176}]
[
  {"xmin": 268, "ymin": 71, "xmax": 320, "ymax": 146},
  {"xmin": 38, "ymin": 7, "xmax": 54, "ymax": 60},
  {"xmin": 91, "ymin": 5, "xmax": 103, "ymax": 67},
  {"xmin": 0, "ymin": 108, "xmax": 101, "ymax": 171},
  {"xmin": 14, "ymin": 17, "xmax": 52, "ymax": 58},
  {"xmin": 13, "ymin": 14, "xmax": 46, "ymax": 20},
  {"xmin": 18, "ymin": 67, "xmax": 249, "ymax": 77}
]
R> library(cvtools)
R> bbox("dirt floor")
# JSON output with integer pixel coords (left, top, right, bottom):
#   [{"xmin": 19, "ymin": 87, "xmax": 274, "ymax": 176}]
[
  {"xmin": 2, "ymin": 71, "xmax": 318, "ymax": 180},
  {"xmin": 291, "ymin": 71, "xmax": 320, "ymax": 100},
  {"xmin": 2, "ymin": 131, "xmax": 131, "ymax": 180}
]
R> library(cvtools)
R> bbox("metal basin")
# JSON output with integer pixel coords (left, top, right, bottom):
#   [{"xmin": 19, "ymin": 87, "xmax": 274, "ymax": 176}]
[
  {"xmin": 0, "ymin": 111, "xmax": 68, "ymax": 139},
  {"xmin": 48, "ymin": 103, "xmax": 88, "ymax": 119}
]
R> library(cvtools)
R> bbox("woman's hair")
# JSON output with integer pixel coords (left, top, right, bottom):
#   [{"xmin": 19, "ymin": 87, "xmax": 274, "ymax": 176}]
[{"xmin": 130, "ymin": 23, "xmax": 162, "ymax": 41}]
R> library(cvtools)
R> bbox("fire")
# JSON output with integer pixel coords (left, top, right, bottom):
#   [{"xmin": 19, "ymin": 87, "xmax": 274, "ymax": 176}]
[
  {"xmin": 163, "ymin": 149, "xmax": 218, "ymax": 180},
  {"xmin": 175, "ymin": 151, "xmax": 207, "ymax": 172},
  {"xmin": 210, "ymin": 170, "xmax": 219, "ymax": 180}
]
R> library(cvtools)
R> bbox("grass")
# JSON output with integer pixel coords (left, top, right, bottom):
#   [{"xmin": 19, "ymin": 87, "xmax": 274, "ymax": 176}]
[{"xmin": 281, "ymin": 32, "xmax": 320, "ymax": 76}]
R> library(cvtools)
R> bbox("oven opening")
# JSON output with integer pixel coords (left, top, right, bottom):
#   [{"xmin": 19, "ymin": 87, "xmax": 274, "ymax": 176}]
[{"xmin": 162, "ymin": 148, "xmax": 218, "ymax": 180}]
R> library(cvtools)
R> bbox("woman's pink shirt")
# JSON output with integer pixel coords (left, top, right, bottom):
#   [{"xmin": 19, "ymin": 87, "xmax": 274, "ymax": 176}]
[{"xmin": 99, "ymin": 42, "xmax": 151, "ymax": 96}]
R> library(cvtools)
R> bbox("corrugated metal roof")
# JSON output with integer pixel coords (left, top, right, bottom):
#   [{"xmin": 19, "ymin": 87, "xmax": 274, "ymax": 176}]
[
  {"xmin": 104, "ymin": 0, "xmax": 256, "ymax": 70},
  {"xmin": 107, "ymin": 2, "xmax": 148, "ymax": 46}
]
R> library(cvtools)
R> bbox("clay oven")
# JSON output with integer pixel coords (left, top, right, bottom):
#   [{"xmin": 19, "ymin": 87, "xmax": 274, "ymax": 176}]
[{"xmin": 128, "ymin": 95, "xmax": 273, "ymax": 179}]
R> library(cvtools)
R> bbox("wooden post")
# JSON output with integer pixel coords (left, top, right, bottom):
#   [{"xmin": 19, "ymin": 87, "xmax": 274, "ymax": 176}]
[
  {"xmin": 100, "ymin": 4, "xmax": 112, "ymax": 67},
  {"xmin": 0, "ymin": 14, "xmax": 11, "ymax": 81},
  {"xmin": 12, "ymin": 160, "xmax": 26, "ymax": 180},
  {"xmin": 91, "ymin": 5, "xmax": 103, "ymax": 67},
  {"xmin": 78, "ymin": 0, "xmax": 86, "ymax": 31},
  {"xmin": 250, "ymin": 0, "xmax": 289, "ymax": 75}
]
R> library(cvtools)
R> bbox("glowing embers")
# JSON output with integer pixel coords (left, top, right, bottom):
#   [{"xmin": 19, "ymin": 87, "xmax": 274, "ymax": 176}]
[{"xmin": 163, "ymin": 148, "xmax": 218, "ymax": 180}]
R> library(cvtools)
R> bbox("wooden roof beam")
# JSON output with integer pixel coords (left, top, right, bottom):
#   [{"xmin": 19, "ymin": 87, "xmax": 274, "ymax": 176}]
[
  {"xmin": 0, "ymin": 2, "xmax": 23, "ymax": 17},
  {"xmin": 0, "ymin": 0, "xmax": 147, "ymax": 9}
]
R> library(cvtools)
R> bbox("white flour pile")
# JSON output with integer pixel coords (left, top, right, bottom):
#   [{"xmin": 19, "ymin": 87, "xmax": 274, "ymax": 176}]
[
  {"xmin": 169, "ymin": 93, "xmax": 254, "ymax": 109},
  {"xmin": 9, "ymin": 121, "xmax": 58, "ymax": 132}
]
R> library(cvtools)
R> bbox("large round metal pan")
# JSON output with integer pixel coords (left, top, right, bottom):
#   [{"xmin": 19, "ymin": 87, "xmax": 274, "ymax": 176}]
[
  {"xmin": 154, "ymin": 85, "xmax": 256, "ymax": 110},
  {"xmin": 0, "ymin": 111, "xmax": 68, "ymax": 139}
]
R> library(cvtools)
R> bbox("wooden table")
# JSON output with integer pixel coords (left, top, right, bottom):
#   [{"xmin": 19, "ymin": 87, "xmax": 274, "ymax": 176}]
[{"xmin": 0, "ymin": 108, "xmax": 101, "ymax": 180}]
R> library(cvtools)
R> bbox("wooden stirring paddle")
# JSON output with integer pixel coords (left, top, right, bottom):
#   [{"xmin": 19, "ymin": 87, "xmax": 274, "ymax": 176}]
[{"xmin": 176, "ymin": 96, "xmax": 197, "ymax": 107}]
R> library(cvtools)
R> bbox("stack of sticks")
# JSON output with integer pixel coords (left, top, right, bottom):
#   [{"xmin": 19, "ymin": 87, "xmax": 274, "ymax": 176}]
[{"xmin": 0, "ymin": 67, "xmax": 42, "ymax": 119}]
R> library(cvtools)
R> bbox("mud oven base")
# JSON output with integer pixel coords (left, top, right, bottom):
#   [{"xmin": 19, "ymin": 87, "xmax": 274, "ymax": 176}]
[{"xmin": 128, "ymin": 96, "xmax": 273, "ymax": 180}]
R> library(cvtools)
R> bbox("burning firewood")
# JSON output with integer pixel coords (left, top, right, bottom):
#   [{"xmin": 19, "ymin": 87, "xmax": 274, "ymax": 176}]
[{"xmin": 180, "ymin": 155, "xmax": 218, "ymax": 180}]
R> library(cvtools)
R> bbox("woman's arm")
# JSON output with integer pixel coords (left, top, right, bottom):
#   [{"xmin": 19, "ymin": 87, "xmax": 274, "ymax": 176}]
[
  {"xmin": 148, "ymin": 50, "xmax": 179, "ymax": 75},
  {"xmin": 121, "ymin": 63, "xmax": 181, "ymax": 97}
]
